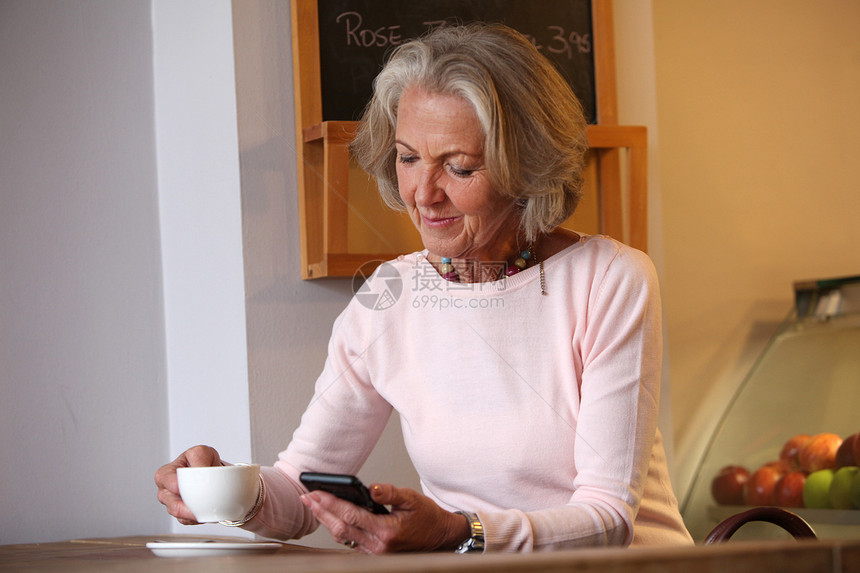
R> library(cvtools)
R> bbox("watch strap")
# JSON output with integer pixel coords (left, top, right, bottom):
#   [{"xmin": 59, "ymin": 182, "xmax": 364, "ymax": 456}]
[{"xmin": 454, "ymin": 511, "xmax": 485, "ymax": 553}]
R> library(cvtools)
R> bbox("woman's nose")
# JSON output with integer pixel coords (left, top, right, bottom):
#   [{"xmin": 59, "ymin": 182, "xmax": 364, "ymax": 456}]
[{"xmin": 414, "ymin": 167, "xmax": 444, "ymax": 206}]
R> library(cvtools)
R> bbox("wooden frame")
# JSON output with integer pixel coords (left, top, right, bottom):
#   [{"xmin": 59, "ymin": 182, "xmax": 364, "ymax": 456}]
[{"xmin": 291, "ymin": 0, "xmax": 646, "ymax": 279}]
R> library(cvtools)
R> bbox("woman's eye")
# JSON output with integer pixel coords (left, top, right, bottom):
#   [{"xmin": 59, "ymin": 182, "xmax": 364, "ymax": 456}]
[
  {"xmin": 448, "ymin": 165, "xmax": 475, "ymax": 178},
  {"xmin": 398, "ymin": 154, "xmax": 418, "ymax": 165}
]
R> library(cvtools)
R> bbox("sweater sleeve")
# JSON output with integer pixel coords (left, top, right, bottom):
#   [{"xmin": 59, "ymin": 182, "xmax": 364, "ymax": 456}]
[
  {"xmin": 480, "ymin": 245, "xmax": 663, "ymax": 551},
  {"xmin": 241, "ymin": 304, "xmax": 394, "ymax": 541}
]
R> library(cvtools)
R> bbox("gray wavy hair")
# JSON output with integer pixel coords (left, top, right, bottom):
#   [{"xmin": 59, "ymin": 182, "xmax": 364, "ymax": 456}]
[{"xmin": 350, "ymin": 22, "xmax": 589, "ymax": 242}]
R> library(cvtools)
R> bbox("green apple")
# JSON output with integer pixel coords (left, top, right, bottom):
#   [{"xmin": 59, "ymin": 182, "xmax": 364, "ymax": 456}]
[
  {"xmin": 803, "ymin": 469, "xmax": 835, "ymax": 509},
  {"xmin": 850, "ymin": 467, "xmax": 860, "ymax": 509},
  {"xmin": 829, "ymin": 466, "xmax": 859, "ymax": 509}
]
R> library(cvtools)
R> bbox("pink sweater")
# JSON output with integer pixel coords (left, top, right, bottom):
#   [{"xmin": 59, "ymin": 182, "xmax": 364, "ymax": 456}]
[{"xmin": 246, "ymin": 235, "xmax": 693, "ymax": 550}]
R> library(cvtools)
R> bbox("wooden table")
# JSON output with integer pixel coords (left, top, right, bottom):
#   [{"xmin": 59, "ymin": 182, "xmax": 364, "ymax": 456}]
[{"xmin": 2, "ymin": 534, "xmax": 860, "ymax": 572}]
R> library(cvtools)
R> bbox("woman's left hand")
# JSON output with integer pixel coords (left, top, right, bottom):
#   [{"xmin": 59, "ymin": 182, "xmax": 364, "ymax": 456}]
[{"xmin": 300, "ymin": 483, "xmax": 470, "ymax": 553}]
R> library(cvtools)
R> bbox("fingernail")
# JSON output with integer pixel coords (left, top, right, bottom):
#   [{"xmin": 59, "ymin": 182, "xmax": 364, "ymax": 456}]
[{"xmin": 300, "ymin": 494, "xmax": 311, "ymax": 507}]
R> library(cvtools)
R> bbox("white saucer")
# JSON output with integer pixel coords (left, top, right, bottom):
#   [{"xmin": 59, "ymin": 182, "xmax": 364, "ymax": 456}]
[{"xmin": 146, "ymin": 541, "xmax": 282, "ymax": 558}]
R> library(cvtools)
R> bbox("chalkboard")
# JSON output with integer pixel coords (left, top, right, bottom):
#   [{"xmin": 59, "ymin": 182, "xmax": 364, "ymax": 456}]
[{"xmin": 317, "ymin": 0, "xmax": 597, "ymax": 123}]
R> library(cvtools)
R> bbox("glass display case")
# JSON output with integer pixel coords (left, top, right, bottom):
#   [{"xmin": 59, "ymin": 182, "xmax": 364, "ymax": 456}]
[{"xmin": 681, "ymin": 276, "xmax": 860, "ymax": 541}]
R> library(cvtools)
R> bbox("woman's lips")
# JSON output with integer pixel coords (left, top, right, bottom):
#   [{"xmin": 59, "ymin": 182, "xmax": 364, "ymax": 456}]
[{"xmin": 422, "ymin": 214, "xmax": 461, "ymax": 228}]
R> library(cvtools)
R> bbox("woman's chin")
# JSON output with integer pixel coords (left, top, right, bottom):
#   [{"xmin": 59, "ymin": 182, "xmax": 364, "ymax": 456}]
[{"xmin": 418, "ymin": 234, "xmax": 463, "ymax": 259}]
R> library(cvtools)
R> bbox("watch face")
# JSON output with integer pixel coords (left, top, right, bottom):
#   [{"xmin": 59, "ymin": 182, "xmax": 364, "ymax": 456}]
[{"xmin": 458, "ymin": 539, "xmax": 484, "ymax": 553}]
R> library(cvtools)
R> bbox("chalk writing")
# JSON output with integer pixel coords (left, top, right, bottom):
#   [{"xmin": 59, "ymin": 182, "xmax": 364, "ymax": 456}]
[
  {"xmin": 336, "ymin": 12, "xmax": 403, "ymax": 48},
  {"xmin": 546, "ymin": 26, "xmax": 592, "ymax": 57},
  {"xmin": 335, "ymin": 11, "xmax": 591, "ymax": 59}
]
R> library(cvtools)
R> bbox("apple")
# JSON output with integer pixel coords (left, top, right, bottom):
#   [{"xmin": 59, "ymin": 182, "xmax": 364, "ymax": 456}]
[
  {"xmin": 836, "ymin": 433, "xmax": 858, "ymax": 468},
  {"xmin": 803, "ymin": 468, "xmax": 835, "ymax": 509},
  {"xmin": 829, "ymin": 466, "xmax": 859, "ymax": 509},
  {"xmin": 774, "ymin": 471, "xmax": 807, "ymax": 508},
  {"xmin": 798, "ymin": 433, "xmax": 843, "ymax": 472},
  {"xmin": 780, "ymin": 434, "xmax": 812, "ymax": 472},
  {"xmin": 850, "ymin": 467, "xmax": 860, "ymax": 509},
  {"xmin": 711, "ymin": 465, "xmax": 749, "ymax": 505},
  {"xmin": 762, "ymin": 460, "xmax": 784, "ymax": 472},
  {"xmin": 744, "ymin": 465, "xmax": 783, "ymax": 506}
]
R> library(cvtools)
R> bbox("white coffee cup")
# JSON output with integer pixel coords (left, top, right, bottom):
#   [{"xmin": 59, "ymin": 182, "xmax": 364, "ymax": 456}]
[{"xmin": 176, "ymin": 464, "xmax": 260, "ymax": 523}]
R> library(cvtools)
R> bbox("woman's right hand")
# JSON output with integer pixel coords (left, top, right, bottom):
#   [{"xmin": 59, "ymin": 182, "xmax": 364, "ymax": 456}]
[{"xmin": 154, "ymin": 445, "xmax": 223, "ymax": 525}]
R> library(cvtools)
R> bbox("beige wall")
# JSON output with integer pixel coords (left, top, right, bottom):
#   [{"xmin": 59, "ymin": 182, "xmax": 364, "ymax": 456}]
[{"xmin": 651, "ymin": 0, "xmax": 860, "ymax": 490}]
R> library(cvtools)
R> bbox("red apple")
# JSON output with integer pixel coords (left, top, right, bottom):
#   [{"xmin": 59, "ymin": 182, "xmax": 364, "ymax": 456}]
[
  {"xmin": 798, "ymin": 433, "xmax": 843, "ymax": 472},
  {"xmin": 836, "ymin": 432, "xmax": 859, "ymax": 467},
  {"xmin": 744, "ymin": 465, "xmax": 783, "ymax": 506},
  {"xmin": 780, "ymin": 434, "xmax": 812, "ymax": 472},
  {"xmin": 711, "ymin": 465, "xmax": 749, "ymax": 505},
  {"xmin": 762, "ymin": 460, "xmax": 785, "ymax": 472},
  {"xmin": 774, "ymin": 471, "xmax": 807, "ymax": 508}
]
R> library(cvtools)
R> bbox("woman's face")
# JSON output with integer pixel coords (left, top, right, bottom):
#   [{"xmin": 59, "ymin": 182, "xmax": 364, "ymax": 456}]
[{"xmin": 394, "ymin": 87, "xmax": 519, "ymax": 261}]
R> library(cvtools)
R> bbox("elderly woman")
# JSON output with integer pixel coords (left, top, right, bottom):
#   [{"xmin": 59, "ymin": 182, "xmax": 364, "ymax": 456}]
[{"xmin": 156, "ymin": 23, "xmax": 692, "ymax": 552}]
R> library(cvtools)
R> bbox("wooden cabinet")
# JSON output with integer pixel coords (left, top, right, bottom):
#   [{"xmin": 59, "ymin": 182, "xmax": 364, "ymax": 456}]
[{"xmin": 291, "ymin": 0, "xmax": 647, "ymax": 279}]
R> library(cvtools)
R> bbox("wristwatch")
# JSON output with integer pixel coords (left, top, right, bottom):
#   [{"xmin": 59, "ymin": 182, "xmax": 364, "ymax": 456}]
[{"xmin": 454, "ymin": 511, "xmax": 485, "ymax": 553}]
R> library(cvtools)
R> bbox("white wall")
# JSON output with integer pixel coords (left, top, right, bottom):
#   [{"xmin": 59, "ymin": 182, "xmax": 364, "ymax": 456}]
[
  {"xmin": 0, "ymin": 0, "xmax": 257, "ymax": 545},
  {"xmin": 0, "ymin": 0, "xmax": 169, "ymax": 544},
  {"xmin": 151, "ymin": 0, "xmax": 254, "ymax": 538}
]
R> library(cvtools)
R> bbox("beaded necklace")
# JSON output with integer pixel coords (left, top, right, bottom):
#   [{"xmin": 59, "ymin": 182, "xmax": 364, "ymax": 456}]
[{"xmin": 439, "ymin": 244, "xmax": 547, "ymax": 295}]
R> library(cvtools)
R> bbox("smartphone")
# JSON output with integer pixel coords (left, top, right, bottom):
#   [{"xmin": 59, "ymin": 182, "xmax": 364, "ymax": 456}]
[{"xmin": 299, "ymin": 472, "xmax": 389, "ymax": 514}]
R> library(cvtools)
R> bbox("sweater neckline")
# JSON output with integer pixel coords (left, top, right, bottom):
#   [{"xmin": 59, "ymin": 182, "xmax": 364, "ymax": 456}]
[{"xmin": 415, "ymin": 235, "xmax": 588, "ymax": 296}]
